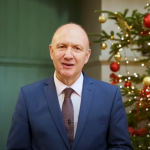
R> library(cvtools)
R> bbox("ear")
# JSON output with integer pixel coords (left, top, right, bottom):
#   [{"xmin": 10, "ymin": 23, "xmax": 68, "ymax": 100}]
[
  {"xmin": 49, "ymin": 45, "xmax": 53, "ymax": 60},
  {"xmin": 84, "ymin": 49, "xmax": 91, "ymax": 64}
]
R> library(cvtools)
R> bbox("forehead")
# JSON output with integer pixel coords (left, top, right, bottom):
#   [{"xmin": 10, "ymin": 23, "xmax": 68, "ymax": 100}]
[{"xmin": 53, "ymin": 26, "xmax": 88, "ymax": 46}]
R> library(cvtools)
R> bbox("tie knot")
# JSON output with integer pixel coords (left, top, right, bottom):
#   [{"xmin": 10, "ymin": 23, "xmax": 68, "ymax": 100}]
[{"xmin": 64, "ymin": 88, "xmax": 74, "ymax": 98}]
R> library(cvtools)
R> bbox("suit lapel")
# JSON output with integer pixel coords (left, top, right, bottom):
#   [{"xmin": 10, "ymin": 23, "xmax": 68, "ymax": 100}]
[
  {"xmin": 72, "ymin": 74, "xmax": 94, "ymax": 150},
  {"xmin": 44, "ymin": 76, "xmax": 70, "ymax": 149}
]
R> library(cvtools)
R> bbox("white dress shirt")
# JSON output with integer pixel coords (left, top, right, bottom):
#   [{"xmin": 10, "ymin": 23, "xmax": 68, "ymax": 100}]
[{"xmin": 54, "ymin": 72, "xmax": 83, "ymax": 137}]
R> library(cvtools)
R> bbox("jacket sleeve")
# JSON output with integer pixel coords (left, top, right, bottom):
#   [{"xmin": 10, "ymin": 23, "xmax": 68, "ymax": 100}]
[
  {"xmin": 7, "ymin": 88, "xmax": 32, "ymax": 150},
  {"xmin": 107, "ymin": 87, "xmax": 133, "ymax": 150}
]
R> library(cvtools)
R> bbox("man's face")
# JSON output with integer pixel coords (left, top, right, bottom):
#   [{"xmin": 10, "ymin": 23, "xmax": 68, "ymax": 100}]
[{"xmin": 49, "ymin": 25, "xmax": 91, "ymax": 83}]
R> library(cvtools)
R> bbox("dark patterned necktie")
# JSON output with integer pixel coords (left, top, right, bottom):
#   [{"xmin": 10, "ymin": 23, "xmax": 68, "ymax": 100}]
[{"xmin": 62, "ymin": 88, "xmax": 74, "ymax": 146}]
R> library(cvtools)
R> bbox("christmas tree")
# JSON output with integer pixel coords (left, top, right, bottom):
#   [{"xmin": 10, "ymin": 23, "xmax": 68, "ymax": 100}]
[{"xmin": 91, "ymin": 4, "xmax": 150, "ymax": 150}]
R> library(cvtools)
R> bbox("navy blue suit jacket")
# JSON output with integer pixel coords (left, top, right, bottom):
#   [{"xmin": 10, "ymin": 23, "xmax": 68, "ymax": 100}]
[{"xmin": 7, "ymin": 73, "xmax": 132, "ymax": 150}]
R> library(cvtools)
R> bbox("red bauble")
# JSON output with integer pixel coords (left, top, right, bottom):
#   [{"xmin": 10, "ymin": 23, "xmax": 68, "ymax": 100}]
[
  {"xmin": 143, "ymin": 14, "xmax": 150, "ymax": 28},
  {"xmin": 110, "ymin": 62, "xmax": 120, "ymax": 72},
  {"xmin": 124, "ymin": 81, "xmax": 131, "ymax": 88},
  {"xmin": 140, "ymin": 30, "xmax": 148, "ymax": 36}
]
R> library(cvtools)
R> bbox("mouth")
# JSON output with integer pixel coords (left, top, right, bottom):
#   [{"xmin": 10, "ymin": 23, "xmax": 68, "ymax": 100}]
[{"xmin": 62, "ymin": 63, "xmax": 74, "ymax": 68}]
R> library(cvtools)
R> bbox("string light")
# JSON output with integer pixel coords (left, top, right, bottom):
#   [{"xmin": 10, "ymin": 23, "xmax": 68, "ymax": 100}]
[
  {"xmin": 129, "ymin": 110, "xmax": 131, "ymax": 113},
  {"xmin": 125, "ymin": 79, "xmax": 127, "ymax": 81},
  {"xmin": 127, "ymin": 71, "xmax": 130, "ymax": 74},
  {"xmin": 134, "ymin": 96, "xmax": 137, "ymax": 99},
  {"xmin": 119, "ymin": 79, "xmax": 122, "ymax": 82},
  {"xmin": 118, "ymin": 74, "xmax": 122, "ymax": 77},
  {"xmin": 126, "ymin": 61, "xmax": 129, "ymax": 64},
  {"xmin": 121, "ymin": 37, "xmax": 124, "ymax": 40},
  {"xmin": 119, "ymin": 48, "xmax": 123, "ymax": 51},
  {"xmin": 120, "ymin": 85, "xmax": 122, "ymax": 88},
  {"xmin": 127, "ymin": 40, "xmax": 130, "ymax": 42},
  {"xmin": 148, "ymin": 43, "xmax": 150, "ymax": 45},
  {"xmin": 131, "ymin": 86, "xmax": 135, "ymax": 89},
  {"xmin": 119, "ymin": 44, "xmax": 122, "ymax": 47},
  {"xmin": 134, "ymin": 58, "xmax": 137, "ymax": 61},
  {"xmin": 118, "ymin": 26, "xmax": 120, "ymax": 29},
  {"xmin": 141, "ymin": 63, "xmax": 144, "ymax": 66},
  {"xmin": 140, "ymin": 98, "xmax": 143, "ymax": 101},
  {"xmin": 146, "ymin": 108, "xmax": 149, "ymax": 111},
  {"xmin": 129, "ymin": 99, "xmax": 131, "ymax": 101},
  {"xmin": 147, "ymin": 135, "xmax": 150, "ymax": 137},
  {"xmin": 126, "ymin": 34, "xmax": 128, "ymax": 37},
  {"xmin": 125, "ymin": 57, "xmax": 127, "ymax": 60},
  {"xmin": 128, "ymin": 77, "xmax": 131, "ymax": 80}
]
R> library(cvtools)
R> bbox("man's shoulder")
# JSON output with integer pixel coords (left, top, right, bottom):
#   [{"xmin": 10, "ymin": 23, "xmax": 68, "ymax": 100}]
[
  {"xmin": 84, "ymin": 74, "xmax": 119, "ymax": 92},
  {"xmin": 21, "ymin": 76, "xmax": 52, "ymax": 91}
]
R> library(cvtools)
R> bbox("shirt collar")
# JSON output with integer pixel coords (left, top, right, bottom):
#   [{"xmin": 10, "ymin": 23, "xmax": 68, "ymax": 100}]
[{"xmin": 54, "ymin": 72, "xmax": 83, "ymax": 96}]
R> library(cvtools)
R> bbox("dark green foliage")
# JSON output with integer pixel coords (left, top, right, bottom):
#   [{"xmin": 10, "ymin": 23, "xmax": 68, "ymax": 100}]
[{"xmin": 92, "ymin": 4, "xmax": 150, "ymax": 150}]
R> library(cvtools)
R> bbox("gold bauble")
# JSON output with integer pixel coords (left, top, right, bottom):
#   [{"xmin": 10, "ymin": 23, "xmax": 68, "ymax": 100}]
[
  {"xmin": 101, "ymin": 42, "xmax": 107, "ymax": 50},
  {"xmin": 143, "ymin": 76, "xmax": 150, "ymax": 86},
  {"xmin": 98, "ymin": 14, "xmax": 107, "ymax": 23},
  {"xmin": 114, "ymin": 52, "xmax": 122, "ymax": 61}
]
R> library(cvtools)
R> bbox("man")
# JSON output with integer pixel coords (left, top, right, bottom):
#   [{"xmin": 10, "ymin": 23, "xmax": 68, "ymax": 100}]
[{"xmin": 7, "ymin": 23, "xmax": 132, "ymax": 150}]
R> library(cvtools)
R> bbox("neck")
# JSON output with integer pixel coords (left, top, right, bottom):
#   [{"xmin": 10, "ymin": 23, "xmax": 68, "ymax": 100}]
[{"xmin": 56, "ymin": 73, "xmax": 81, "ymax": 86}]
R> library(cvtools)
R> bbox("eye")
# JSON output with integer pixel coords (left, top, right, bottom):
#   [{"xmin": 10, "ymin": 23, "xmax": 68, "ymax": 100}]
[
  {"xmin": 74, "ymin": 46, "xmax": 81, "ymax": 51},
  {"xmin": 58, "ymin": 45, "xmax": 66, "ymax": 50}
]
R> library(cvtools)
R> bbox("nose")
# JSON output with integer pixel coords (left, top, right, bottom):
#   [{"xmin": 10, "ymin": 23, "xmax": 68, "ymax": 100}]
[{"xmin": 64, "ymin": 47, "xmax": 73, "ymax": 59}]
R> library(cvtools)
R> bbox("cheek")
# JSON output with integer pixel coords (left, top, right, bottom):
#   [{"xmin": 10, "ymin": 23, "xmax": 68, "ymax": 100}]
[{"xmin": 53, "ymin": 53, "xmax": 63, "ymax": 64}]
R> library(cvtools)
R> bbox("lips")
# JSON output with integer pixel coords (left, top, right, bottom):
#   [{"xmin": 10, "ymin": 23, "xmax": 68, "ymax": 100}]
[{"xmin": 62, "ymin": 63, "xmax": 74, "ymax": 68}]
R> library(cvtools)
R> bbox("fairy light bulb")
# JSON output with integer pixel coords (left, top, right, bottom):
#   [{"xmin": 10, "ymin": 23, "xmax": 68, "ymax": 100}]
[
  {"xmin": 129, "ymin": 99, "xmax": 131, "ymax": 101},
  {"xmin": 126, "ymin": 34, "xmax": 129, "ymax": 37},
  {"xmin": 119, "ymin": 79, "xmax": 122, "ymax": 82},
  {"xmin": 121, "ymin": 37, "xmax": 124, "ymax": 40},
  {"xmin": 134, "ymin": 58, "xmax": 137, "ymax": 61},
  {"xmin": 118, "ymin": 74, "xmax": 122, "ymax": 77},
  {"xmin": 141, "ymin": 63, "xmax": 144, "ymax": 66},
  {"xmin": 120, "ymin": 85, "xmax": 122, "ymax": 88},
  {"xmin": 129, "ymin": 110, "xmax": 131, "ymax": 113},
  {"xmin": 148, "ymin": 43, "xmax": 150, "ymax": 45},
  {"xmin": 140, "ymin": 98, "xmax": 143, "ymax": 101},
  {"xmin": 127, "ymin": 71, "xmax": 130, "ymax": 74},
  {"xmin": 125, "ymin": 79, "xmax": 127, "ymax": 81},
  {"xmin": 128, "ymin": 77, "xmax": 131, "ymax": 80},
  {"xmin": 131, "ymin": 86, "xmax": 134, "ymax": 89},
  {"xmin": 146, "ymin": 108, "xmax": 149, "ymax": 111},
  {"xmin": 126, "ymin": 61, "xmax": 129, "ymax": 64},
  {"xmin": 125, "ymin": 57, "xmax": 127, "ymax": 60}
]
